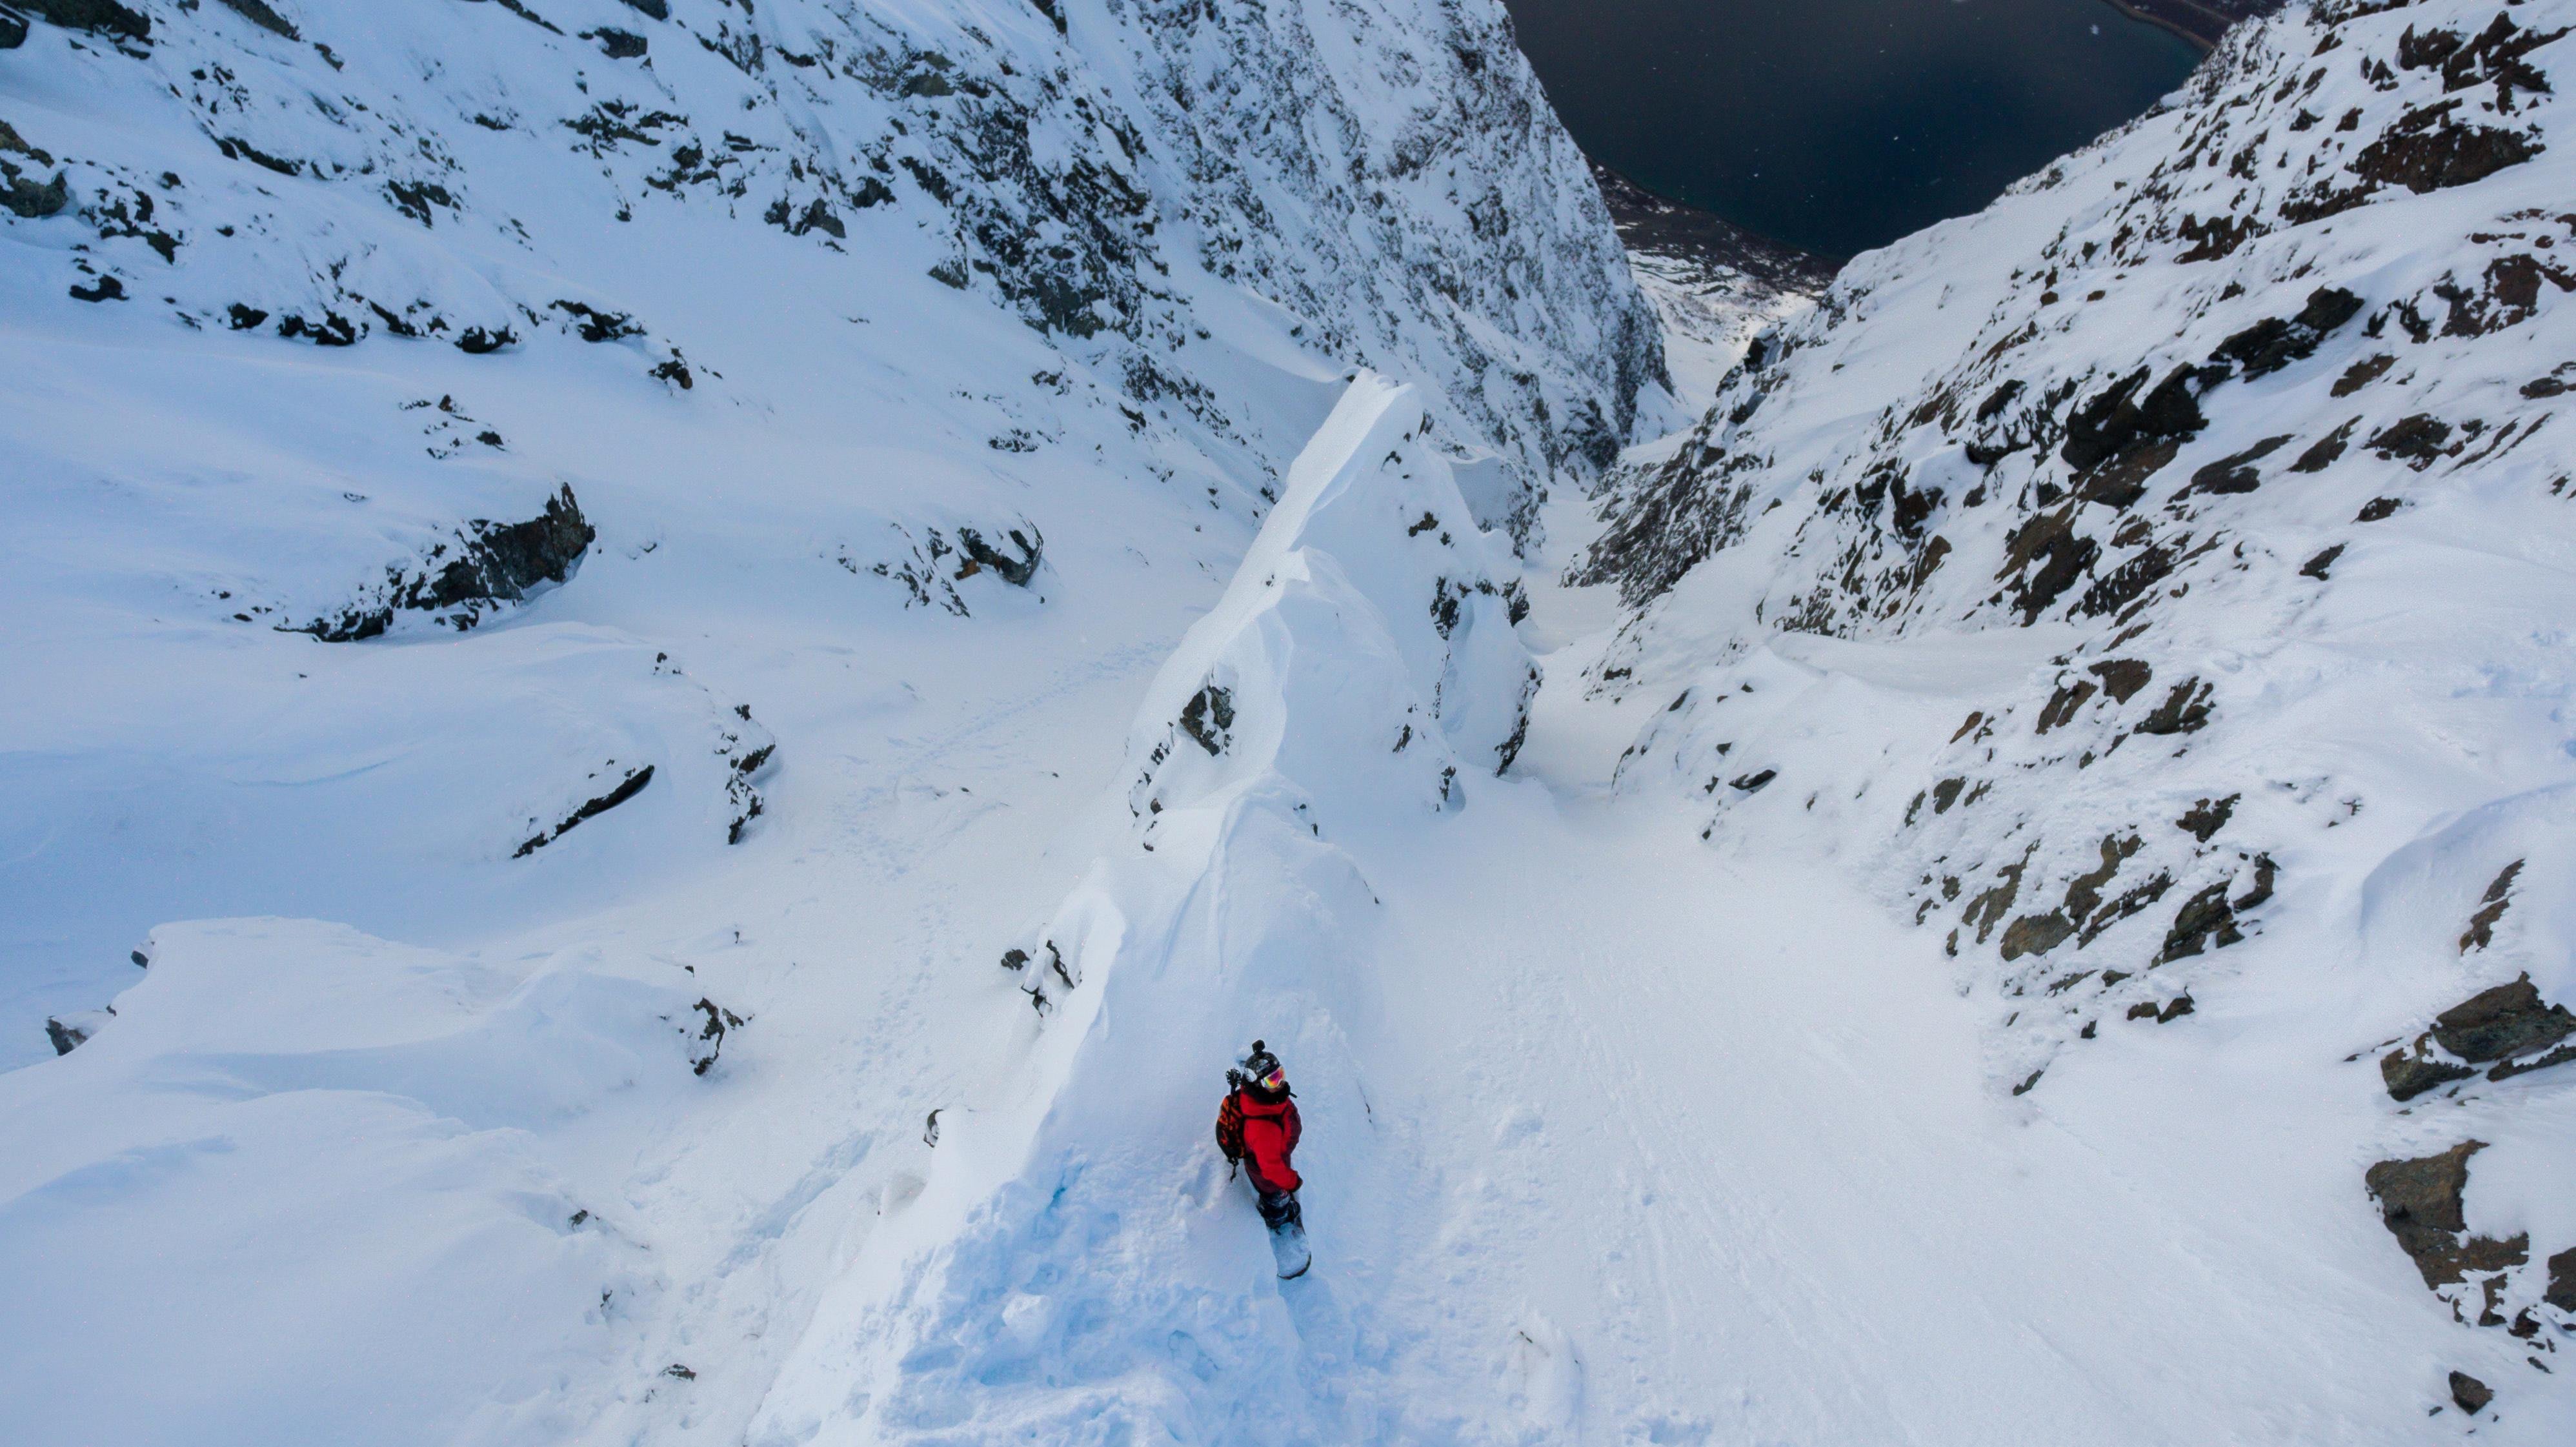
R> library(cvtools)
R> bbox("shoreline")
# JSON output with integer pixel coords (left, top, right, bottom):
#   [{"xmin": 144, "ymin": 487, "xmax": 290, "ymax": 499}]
[{"xmin": 2095, "ymin": 0, "xmax": 2279, "ymax": 50}]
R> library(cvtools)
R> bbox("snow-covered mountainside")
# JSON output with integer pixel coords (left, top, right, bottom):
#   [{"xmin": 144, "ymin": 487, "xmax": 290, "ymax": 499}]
[
  {"xmin": 0, "ymin": 0, "xmax": 1655, "ymax": 1059},
  {"xmin": 1585, "ymin": 0, "xmax": 2576, "ymax": 1423},
  {"xmin": 17, "ymin": 0, "xmax": 2576, "ymax": 1440},
  {"xmin": 0, "ymin": 1, "xmax": 1660, "ymax": 1442}
]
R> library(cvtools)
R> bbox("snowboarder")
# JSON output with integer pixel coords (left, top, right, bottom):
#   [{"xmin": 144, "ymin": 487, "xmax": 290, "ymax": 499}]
[{"xmin": 1215, "ymin": 1040, "xmax": 1309, "ymax": 1277}]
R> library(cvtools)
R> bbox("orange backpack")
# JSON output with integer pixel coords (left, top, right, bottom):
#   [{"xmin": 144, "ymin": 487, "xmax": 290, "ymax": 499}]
[{"xmin": 1214, "ymin": 1091, "xmax": 1246, "ymax": 1164}]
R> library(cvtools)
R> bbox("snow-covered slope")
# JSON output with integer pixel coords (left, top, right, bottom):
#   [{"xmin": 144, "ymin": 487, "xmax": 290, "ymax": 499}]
[
  {"xmin": 23, "ymin": 0, "xmax": 2576, "ymax": 1439},
  {"xmin": 0, "ymin": 1, "xmax": 1661, "ymax": 1441},
  {"xmin": 1583, "ymin": 0, "xmax": 2576, "ymax": 1424},
  {"xmin": 749, "ymin": 375, "xmax": 1544, "ymax": 1443},
  {"xmin": 0, "ymin": 0, "xmax": 1656, "ymax": 1062}
]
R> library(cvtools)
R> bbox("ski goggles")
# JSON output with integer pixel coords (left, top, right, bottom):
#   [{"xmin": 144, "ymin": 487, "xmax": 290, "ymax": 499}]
[{"xmin": 1256, "ymin": 1068, "xmax": 1287, "ymax": 1093}]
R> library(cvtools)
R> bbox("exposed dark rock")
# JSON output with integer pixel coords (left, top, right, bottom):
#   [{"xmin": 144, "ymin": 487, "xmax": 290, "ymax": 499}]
[
  {"xmin": 277, "ymin": 312, "xmax": 358, "ymax": 345},
  {"xmin": 592, "ymin": 26, "xmax": 647, "ymax": 58},
  {"xmin": 2459, "ymin": 860, "xmax": 2521, "ymax": 952},
  {"xmin": 2136, "ymin": 677, "xmax": 2213, "ymax": 736},
  {"xmin": 2156, "ymin": 880, "xmax": 2240, "ymax": 962},
  {"xmin": 2000, "ymin": 911, "xmax": 2074, "ymax": 961},
  {"xmin": 552, "ymin": 299, "xmax": 643, "ymax": 343},
  {"xmin": 2353, "ymin": 101, "xmax": 2540, "ymax": 196},
  {"xmin": 2209, "ymin": 288, "xmax": 2365, "ymax": 378},
  {"xmin": 2076, "ymin": 437, "xmax": 2179, "ymax": 511},
  {"xmin": 15, "ymin": 0, "xmax": 149, "ymax": 41},
  {"xmin": 2381, "ymin": 1045, "xmax": 2475, "ymax": 1101},
  {"xmin": 2527, "ymin": 376, "xmax": 2571, "ymax": 400},
  {"xmin": 69, "ymin": 274, "xmax": 125, "ymax": 302},
  {"xmin": 2035, "ymin": 678, "xmax": 2098, "ymax": 734},
  {"xmin": 956, "ymin": 525, "xmax": 1041, "ymax": 586},
  {"xmin": 2332, "ymin": 354, "xmax": 2396, "ymax": 397},
  {"xmin": 456, "ymin": 325, "xmax": 518, "ymax": 355},
  {"xmin": 515, "ymin": 764, "xmax": 654, "ymax": 858},
  {"xmin": 1, "ymin": 163, "xmax": 67, "ymax": 219},
  {"xmin": 2300, "ymin": 544, "xmax": 2345, "ymax": 580},
  {"xmin": 385, "ymin": 179, "xmax": 456, "ymax": 227},
  {"xmin": 45, "ymin": 1009, "xmax": 110, "ymax": 1055},
  {"xmin": 2089, "ymin": 658, "xmax": 2154, "ymax": 704},
  {"xmin": 214, "ymin": 0, "xmax": 298, "ymax": 39},
  {"xmin": 225, "ymin": 302, "xmax": 269, "ymax": 330},
  {"xmin": 294, "ymin": 485, "xmax": 596, "ymax": 641},
  {"xmin": 463, "ymin": 0, "xmax": 564, "ymax": 35},
  {"xmin": 2235, "ymin": 853, "xmax": 2275, "ymax": 913},
  {"xmin": 2370, "ymin": 967, "xmax": 2570, "ymax": 1098},
  {"xmin": 687, "ymin": 998, "xmax": 743, "ymax": 1075},
  {"xmin": 2366, "ymin": 1141, "xmax": 2528, "ymax": 1289},
  {"xmin": 2356, "ymin": 496, "xmax": 2404, "ymax": 522},
  {"xmin": 2437, "ymin": 252, "xmax": 2576, "ymax": 337},
  {"xmin": 2125, "ymin": 994, "xmax": 2195, "ymax": 1023},
  {"xmin": 617, "ymin": 0, "xmax": 669, "ymax": 17},
  {"xmin": 2177, "ymin": 794, "xmax": 2236, "ymax": 842},
  {"xmin": 2548, "ymin": 1248, "xmax": 2576, "ymax": 1313},
  {"xmin": 2429, "ymin": 973, "xmax": 2572, "ymax": 1063},
  {"xmin": 2370, "ymin": 413, "xmax": 2454, "ymax": 465},
  {"xmin": 2485, "ymin": 1040, "xmax": 2576, "ymax": 1083},
  {"xmin": 2060, "ymin": 365, "xmax": 2218, "ymax": 474},
  {"xmin": 2399, "ymin": 12, "xmax": 2566, "ymax": 99},
  {"xmin": 216, "ymin": 136, "xmax": 304, "ymax": 177},
  {"xmin": 2074, "ymin": 539, "xmax": 2177, "ymax": 618},
  {"xmin": 1731, "ymin": 769, "xmax": 1777, "ymax": 793},
  {"xmin": 2449, "ymin": 1371, "xmax": 2492, "ymax": 1416},
  {"xmin": 2290, "ymin": 418, "xmax": 2359, "ymax": 472},
  {"xmin": 1180, "ymin": 684, "xmax": 1234, "ymax": 756},
  {"xmin": 2183, "ymin": 434, "xmax": 2294, "ymax": 496},
  {"xmin": 0, "ymin": 8, "xmax": 25, "ymax": 46},
  {"xmin": 2061, "ymin": 834, "xmax": 2144, "ymax": 926}
]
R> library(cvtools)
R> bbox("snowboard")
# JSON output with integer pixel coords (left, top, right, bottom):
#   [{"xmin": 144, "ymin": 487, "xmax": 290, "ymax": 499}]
[{"xmin": 1269, "ymin": 1217, "xmax": 1311, "ymax": 1280}]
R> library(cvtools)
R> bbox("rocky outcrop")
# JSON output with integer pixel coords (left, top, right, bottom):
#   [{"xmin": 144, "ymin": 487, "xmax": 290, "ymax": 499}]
[
  {"xmin": 514, "ymin": 764, "xmax": 654, "ymax": 858},
  {"xmin": 15, "ymin": 0, "xmax": 148, "ymax": 43},
  {"xmin": 2449, "ymin": 1371, "xmax": 2493, "ymax": 1415},
  {"xmin": 44, "ymin": 1007, "xmax": 111, "ymax": 1055},
  {"xmin": 2364, "ymin": 1141, "xmax": 2526, "ymax": 1290},
  {"xmin": 1, "ymin": 0, "xmax": 1660, "ymax": 534},
  {"xmin": 1581, "ymin": 2, "xmax": 2576, "ymax": 1102},
  {"xmin": 2382, "ymin": 975, "xmax": 2576, "ymax": 1099},
  {"xmin": 292, "ymin": 486, "xmax": 596, "ymax": 641}
]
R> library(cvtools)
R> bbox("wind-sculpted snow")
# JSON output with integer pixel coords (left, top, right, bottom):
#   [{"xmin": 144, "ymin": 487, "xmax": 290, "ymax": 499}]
[
  {"xmin": 1582, "ymin": 0, "xmax": 2576, "ymax": 1410},
  {"xmin": 0, "ymin": 918, "xmax": 723, "ymax": 1445},
  {"xmin": 745, "ymin": 376, "xmax": 1535, "ymax": 1444}
]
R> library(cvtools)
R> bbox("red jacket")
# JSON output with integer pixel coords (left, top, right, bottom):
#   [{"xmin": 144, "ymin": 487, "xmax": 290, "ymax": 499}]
[{"xmin": 1234, "ymin": 1089, "xmax": 1302, "ymax": 1194}]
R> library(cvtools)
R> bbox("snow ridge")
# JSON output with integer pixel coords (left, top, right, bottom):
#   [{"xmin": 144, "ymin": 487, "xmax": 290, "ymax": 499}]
[{"xmin": 746, "ymin": 376, "xmax": 1536, "ymax": 1445}]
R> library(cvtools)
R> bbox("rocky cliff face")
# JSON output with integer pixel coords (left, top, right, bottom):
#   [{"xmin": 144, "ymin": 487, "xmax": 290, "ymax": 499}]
[
  {"xmin": 1582, "ymin": 0, "xmax": 2576, "ymax": 1396},
  {"xmin": 3, "ymin": 0, "xmax": 1656, "ymax": 530}
]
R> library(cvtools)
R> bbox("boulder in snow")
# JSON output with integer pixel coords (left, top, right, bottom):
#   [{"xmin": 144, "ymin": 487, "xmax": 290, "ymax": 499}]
[
  {"xmin": 293, "ymin": 485, "xmax": 596, "ymax": 642},
  {"xmin": 2364, "ymin": 1141, "xmax": 2527, "ymax": 1290}
]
